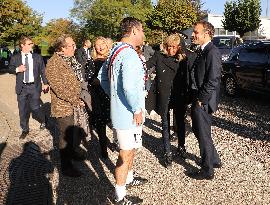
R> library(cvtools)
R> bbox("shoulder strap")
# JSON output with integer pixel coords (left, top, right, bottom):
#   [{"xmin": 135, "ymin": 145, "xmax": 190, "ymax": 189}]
[{"xmin": 108, "ymin": 44, "xmax": 130, "ymax": 81}]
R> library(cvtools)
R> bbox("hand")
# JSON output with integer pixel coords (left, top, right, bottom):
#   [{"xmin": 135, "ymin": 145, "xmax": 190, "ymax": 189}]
[
  {"xmin": 79, "ymin": 100, "xmax": 85, "ymax": 107},
  {"xmin": 133, "ymin": 111, "xmax": 143, "ymax": 127},
  {"xmin": 17, "ymin": 64, "xmax": 26, "ymax": 73},
  {"xmin": 42, "ymin": 84, "xmax": 50, "ymax": 93},
  {"xmin": 197, "ymin": 100, "xmax": 202, "ymax": 107}
]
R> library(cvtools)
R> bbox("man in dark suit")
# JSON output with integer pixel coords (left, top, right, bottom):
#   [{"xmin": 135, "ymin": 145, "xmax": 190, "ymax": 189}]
[
  {"xmin": 9, "ymin": 36, "xmax": 49, "ymax": 139},
  {"xmin": 75, "ymin": 39, "xmax": 91, "ymax": 70},
  {"xmin": 188, "ymin": 21, "xmax": 222, "ymax": 180}
]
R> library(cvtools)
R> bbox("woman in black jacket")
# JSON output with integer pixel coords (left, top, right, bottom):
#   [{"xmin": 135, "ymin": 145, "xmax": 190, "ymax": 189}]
[
  {"xmin": 84, "ymin": 36, "xmax": 112, "ymax": 159},
  {"xmin": 146, "ymin": 34, "xmax": 189, "ymax": 168}
]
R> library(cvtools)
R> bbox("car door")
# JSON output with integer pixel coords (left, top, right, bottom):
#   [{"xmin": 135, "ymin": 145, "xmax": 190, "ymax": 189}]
[
  {"xmin": 236, "ymin": 46, "xmax": 268, "ymax": 91},
  {"xmin": 265, "ymin": 46, "xmax": 270, "ymax": 92}
]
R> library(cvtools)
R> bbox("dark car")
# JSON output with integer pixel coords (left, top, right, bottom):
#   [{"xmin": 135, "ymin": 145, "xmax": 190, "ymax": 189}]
[
  {"xmin": 212, "ymin": 35, "xmax": 242, "ymax": 62},
  {"xmin": 222, "ymin": 41, "xmax": 270, "ymax": 96}
]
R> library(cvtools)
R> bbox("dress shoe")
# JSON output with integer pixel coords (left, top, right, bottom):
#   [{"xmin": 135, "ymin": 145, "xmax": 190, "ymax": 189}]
[
  {"xmin": 164, "ymin": 153, "xmax": 172, "ymax": 168},
  {"xmin": 62, "ymin": 167, "xmax": 83, "ymax": 178},
  {"xmin": 40, "ymin": 122, "xmax": 46, "ymax": 130},
  {"xmin": 198, "ymin": 161, "xmax": 222, "ymax": 169},
  {"xmin": 19, "ymin": 130, "xmax": 29, "ymax": 139},
  {"xmin": 114, "ymin": 195, "xmax": 143, "ymax": 205},
  {"xmin": 187, "ymin": 169, "xmax": 214, "ymax": 180},
  {"xmin": 176, "ymin": 146, "xmax": 188, "ymax": 159},
  {"xmin": 214, "ymin": 162, "xmax": 222, "ymax": 169},
  {"xmin": 169, "ymin": 133, "xmax": 178, "ymax": 142},
  {"xmin": 126, "ymin": 176, "xmax": 148, "ymax": 189}
]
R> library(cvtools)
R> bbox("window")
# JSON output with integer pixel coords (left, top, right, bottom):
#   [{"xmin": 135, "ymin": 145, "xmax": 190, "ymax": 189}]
[{"xmin": 239, "ymin": 47, "xmax": 268, "ymax": 64}]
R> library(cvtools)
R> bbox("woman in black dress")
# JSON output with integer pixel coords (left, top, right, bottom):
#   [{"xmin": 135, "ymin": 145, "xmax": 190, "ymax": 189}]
[{"xmin": 84, "ymin": 36, "xmax": 113, "ymax": 159}]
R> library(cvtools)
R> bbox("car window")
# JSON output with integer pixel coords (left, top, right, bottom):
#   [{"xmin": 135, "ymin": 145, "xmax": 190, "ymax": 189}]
[
  {"xmin": 212, "ymin": 37, "xmax": 233, "ymax": 49},
  {"xmin": 239, "ymin": 47, "xmax": 268, "ymax": 64}
]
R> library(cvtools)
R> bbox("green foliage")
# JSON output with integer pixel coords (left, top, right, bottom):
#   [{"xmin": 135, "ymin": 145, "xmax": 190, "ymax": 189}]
[
  {"xmin": 147, "ymin": 0, "xmax": 198, "ymax": 34},
  {"xmin": 34, "ymin": 18, "xmax": 80, "ymax": 55},
  {"xmin": 0, "ymin": 0, "xmax": 42, "ymax": 46},
  {"xmin": 71, "ymin": 0, "xmax": 153, "ymax": 41},
  {"xmin": 222, "ymin": 0, "xmax": 261, "ymax": 37}
]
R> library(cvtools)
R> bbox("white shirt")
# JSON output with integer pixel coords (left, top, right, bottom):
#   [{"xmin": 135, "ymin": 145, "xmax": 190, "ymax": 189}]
[
  {"xmin": 201, "ymin": 40, "xmax": 211, "ymax": 51},
  {"xmin": 84, "ymin": 47, "xmax": 90, "ymax": 59},
  {"xmin": 21, "ymin": 52, "xmax": 34, "ymax": 83}
]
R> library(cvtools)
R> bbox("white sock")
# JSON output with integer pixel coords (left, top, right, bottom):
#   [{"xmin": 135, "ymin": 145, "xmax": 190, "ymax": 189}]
[
  {"xmin": 115, "ymin": 184, "xmax": 126, "ymax": 201},
  {"xmin": 126, "ymin": 170, "xmax": 134, "ymax": 184}
]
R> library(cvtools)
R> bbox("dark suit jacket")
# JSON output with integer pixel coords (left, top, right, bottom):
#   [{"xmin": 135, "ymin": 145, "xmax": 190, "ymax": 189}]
[
  {"xmin": 146, "ymin": 51, "xmax": 188, "ymax": 115},
  {"xmin": 192, "ymin": 42, "xmax": 222, "ymax": 113},
  {"xmin": 9, "ymin": 53, "xmax": 48, "ymax": 95},
  {"xmin": 75, "ymin": 47, "xmax": 88, "ymax": 67}
]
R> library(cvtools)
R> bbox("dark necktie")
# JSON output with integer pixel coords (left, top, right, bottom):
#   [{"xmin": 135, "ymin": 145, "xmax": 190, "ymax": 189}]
[{"xmin": 24, "ymin": 54, "xmax": 29, "ymax": 83}]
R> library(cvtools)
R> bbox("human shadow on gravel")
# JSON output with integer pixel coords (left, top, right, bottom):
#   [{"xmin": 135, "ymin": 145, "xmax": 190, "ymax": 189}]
[
  {"xmin": 51, "ymin": 126, "xmax": 115, "ymax": 205},
  {"xmin": 6, "ymin": 141, "xmax": 53, "ymax": 205},
  {"xmin": 0, "ymin": 142, "xmax": 7, "ymax": 158}
]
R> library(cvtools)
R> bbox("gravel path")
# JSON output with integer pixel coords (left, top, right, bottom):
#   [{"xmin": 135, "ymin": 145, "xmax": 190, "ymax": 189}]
[
  {"xmin": 0, "ymin": 72, "xmax": 269, "ymax": 205},
  {"xmin": 50, "ymin": 92, "xmax": 270, "ymax": 205}
]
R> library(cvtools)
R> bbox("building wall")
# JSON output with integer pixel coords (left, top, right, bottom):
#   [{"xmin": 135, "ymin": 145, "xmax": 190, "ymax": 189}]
[{"xmin": 206, "ymin": 14, "xmax": 270, "ymax": 40}]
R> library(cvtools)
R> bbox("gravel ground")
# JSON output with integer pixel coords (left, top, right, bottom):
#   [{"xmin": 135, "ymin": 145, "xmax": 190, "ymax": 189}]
[
  {"xmin": 0, "ymin": 73, "xmax": 269, "ymax": 205},
  {"xmin": 48, "ymin": 91, "xmax": 270, "ymax": 205}
]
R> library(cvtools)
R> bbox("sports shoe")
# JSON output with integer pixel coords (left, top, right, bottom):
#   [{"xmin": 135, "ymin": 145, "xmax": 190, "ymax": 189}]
[
  {"xmin": 114, "ymin": 196, "xmax": 143, "ymax": 205},
  {"xmin": 126, "ymin": 176, "xmax": 148, "ymax": 189}
]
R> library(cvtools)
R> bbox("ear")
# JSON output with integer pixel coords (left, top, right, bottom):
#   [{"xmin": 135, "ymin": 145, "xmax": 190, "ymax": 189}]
[{"xmin": 132, "ymin": 27, "xmax": 137, "ymax": 36}]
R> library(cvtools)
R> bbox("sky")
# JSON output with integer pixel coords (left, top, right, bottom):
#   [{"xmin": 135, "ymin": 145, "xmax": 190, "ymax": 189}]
[{"xmin": 25, "ymin": 0, "xmax": 269, "ymax": 25}]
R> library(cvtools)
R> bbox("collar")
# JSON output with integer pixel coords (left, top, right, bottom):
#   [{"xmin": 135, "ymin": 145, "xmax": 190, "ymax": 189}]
[
  {"xmin": 200, "ymin": 41, "xmax": 211, "ymax": 51},
  {"xmin": 21, "ymin": 52, "xmax": 32, "ymax": 56}
]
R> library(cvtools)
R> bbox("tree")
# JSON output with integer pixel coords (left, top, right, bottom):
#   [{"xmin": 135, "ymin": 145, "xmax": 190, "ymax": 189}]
[
  {"xmin": 71, "ymin": 0, "xmax": 153, "ymax": 40},
  {"xmin": 0, "ymin": 0, "xmax": 42, "ymax": 46},
  {"xmin": 222, "ymin": 0, "xmax": 261, "ymax": 38},
  {"xmin": 33, "ymin": 18, "xmax": 80, "ymax": 55},
  {"xmin": 147, "ymin": 0, "xmax": 198, "ymax": 34}
]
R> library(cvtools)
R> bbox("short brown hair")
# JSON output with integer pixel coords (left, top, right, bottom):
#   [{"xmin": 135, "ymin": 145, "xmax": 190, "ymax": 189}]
[
  {"xmin": 194, "ymin": 20, "xmax": 215, "ymax": 38},
  {"xmin": 19, "ymin": 36, "xmax": 32, "ymax": 48},
  {"xmin": 120, "ymin": 17, "xmax": 142, "ymax": 38},
  {"xmin": 53, "ymin": 34, "xmax": 71, "ymax": 52}
]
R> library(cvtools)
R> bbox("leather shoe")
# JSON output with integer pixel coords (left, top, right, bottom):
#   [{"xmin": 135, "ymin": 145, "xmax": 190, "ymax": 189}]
[
  {"xmin": 169, "ymin": 133, "xmax": 177, "ymax": 142},
  {"xmin": 62, "ymin": 167, "xmax": 83, "ymax": 178},
  {"xmin": 176, "ymin": 146, "xmax": 188, "ymax": 159},
  {"xmin": 214, "ymin": 162, "xmax": 222, "ymax": 169},
  {"xmin": 187, "ymin": 169, "xmax": 214, "ymax": 180},
  {"xmin": 40, "ymin": 122, "xmax": 46, "ymax": 130},
  {"xmin": 197, "ymin": 161, "xmax": 222, "ymax": 169},
  {"xmin": 164, "ymin": 153, "xmax": 172, "ymax": 168},
  {"xmin": 19, "ymin": 130, "xmax": 29, "ymax": 139}
]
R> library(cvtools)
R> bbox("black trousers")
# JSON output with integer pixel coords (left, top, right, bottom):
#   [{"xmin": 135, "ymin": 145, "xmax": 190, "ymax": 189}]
[
  {"xmin": 173, "ymin": 101, "xmax": 187, "ymax": 148},
  {"xmin": 17, "ymin": 84, "xmax": 45, "ymax": 132},
  {"xmin": 57, "ymin": 115, "xmax": 82, "ymax": 170},
  {"xmin": 191, "ymin": 103, "xmax": 221, "ymax": 174}
]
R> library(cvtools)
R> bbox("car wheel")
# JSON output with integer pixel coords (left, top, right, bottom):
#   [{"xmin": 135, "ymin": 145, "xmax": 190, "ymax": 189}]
[{"xmin": 225, "ymin": 76, "xmax": 236, "ymax": 96}]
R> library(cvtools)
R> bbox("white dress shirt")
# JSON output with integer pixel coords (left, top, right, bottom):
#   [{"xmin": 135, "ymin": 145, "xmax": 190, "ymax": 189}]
[{"xmin": 21, "ymin": 52, "xmax": 34, "ymax": 83}]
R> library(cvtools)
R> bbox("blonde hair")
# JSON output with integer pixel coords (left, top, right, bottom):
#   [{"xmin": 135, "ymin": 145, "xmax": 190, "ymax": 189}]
[
  {"xmin": 91, "ymin": 36, "xmax": 112, "ymax": 60},
  {"xmin": 163, "ymin": 34, "xmax": 186, "ymax": 61}
]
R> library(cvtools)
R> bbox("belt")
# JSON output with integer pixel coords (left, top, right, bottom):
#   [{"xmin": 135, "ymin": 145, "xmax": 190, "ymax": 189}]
[{"xmin": 23, "ymin": 82, "xmax": 35, "ymax": 85}]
